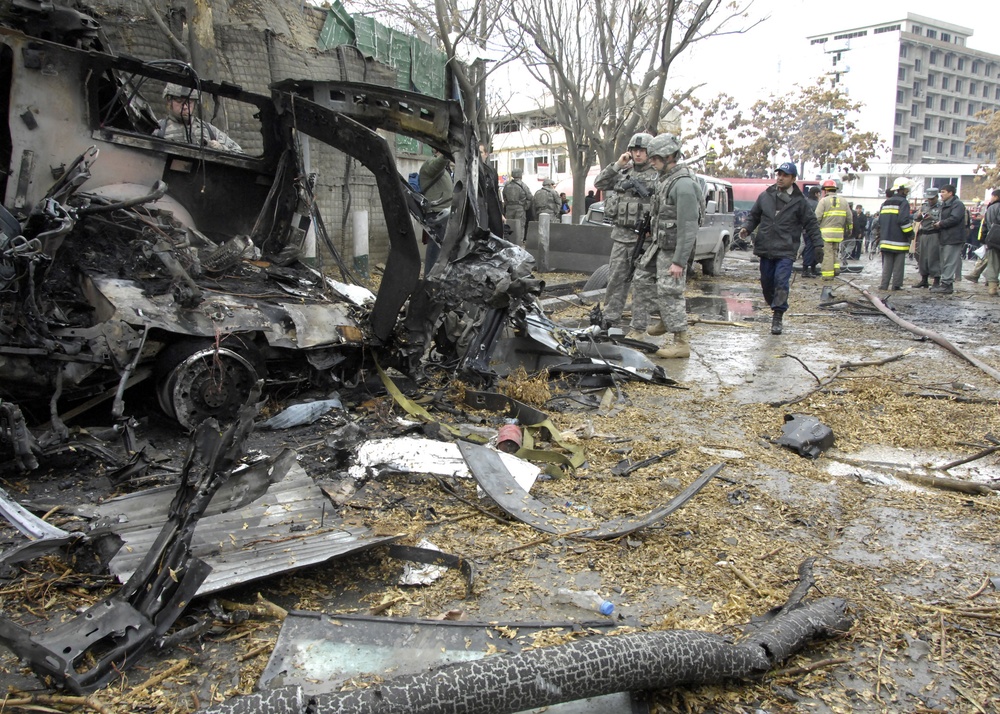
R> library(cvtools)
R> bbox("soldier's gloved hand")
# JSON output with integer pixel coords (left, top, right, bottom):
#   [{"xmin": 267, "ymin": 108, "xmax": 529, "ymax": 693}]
[{"xmin": 814, "ymin": 246, "xmax": 824, "ymax": 264}]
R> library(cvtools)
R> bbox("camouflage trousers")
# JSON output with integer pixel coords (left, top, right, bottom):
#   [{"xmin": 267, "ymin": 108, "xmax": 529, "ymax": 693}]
[
  {"xmin": 633, "ymin": 243, "xmax": 687, "ymax": 334},
  {"xmin": 603, "ymin": 230, "xmax": 647, "ymax": 330}
]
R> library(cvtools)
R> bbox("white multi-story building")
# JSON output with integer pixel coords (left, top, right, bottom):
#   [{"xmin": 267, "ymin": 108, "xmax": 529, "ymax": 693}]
[{"xmin": 807, "ymin": 14, "xmax": 1000, "ymax": 167}]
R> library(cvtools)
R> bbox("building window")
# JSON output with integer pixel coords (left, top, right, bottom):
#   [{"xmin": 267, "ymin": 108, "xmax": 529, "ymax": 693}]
[
  {"xmin": 896, "ymin": 89, "xmax": 904, "ymax": 103},
  {"xmin": 912, "ymin": 25, "xmax": 922, "ymax": 35},
  {"xmin": 930, "ymin": 51, "xmax": 938, "ymax": 65},
  {"xmin": 913, "ymin": 81, "xmax": 922, "ymax": 97},
  {"xmin": 833, "ymin": 30, "xmax": 868, "ymax": 40},
  {"xmin": 954, "ymin": 100, "xmax": 962, "ymax": 112},
  {"xmin": 895, "ymin": 111, "xmax": 903, "ymax": 126},
  {"xmin": 950, "ymin": 142, "xmax": 957, "ymax": 156},
  {"xmin": 996, "ymin": 86, "xmax": 1000, "ymax": 100},
  {"xmin": 944, "ymin": 54, "xmax": 954, "ymax": 69},
  {"xmin": 915, "ymin": 58, "xmax": 922, "ymax": 72},
  {"xmin": 970, "ymin": 81, "xmax": 978, "ymax": 95},
  {"xmin": 928, "ymin": 72, "xmax": 935, "ymax": 87},
  {"xmin": 942, "ymin": 32, "xmax": 951, "ymax": 43},
  {"xmin": 936, "ymin": 140, "xmax": 943, "ymax": 152},
  {"xmin": 874, "ymin": 24, "xmax": 900, "ymax": 34},
  {"xmin": 926, "ymin": 94, "xmax": 934, "ymax": 108},
  {"xmin": 909, "ymin": 126, "xmax": 917, "ymax": 139},
  {"xmin": 898, "ymin": 66, "xmax": 907, "ymax": 81},
  {"xmin": 968, "ymin": 103, "xmax": 976, "ymax": 116},
  {"xmin": 926, "ymin": 29, "xmax": 937, "ymax": 39},
  {"xmin": 810, "ymin": 37, "xmax": 828, "ymax": 45},
  {"xmin": 942, "ymin": 76, "xmax": 949, "ymax": 90},
  {"xmin": 938, "ymin": 119, "xmax": 946, "ymax": 132},
  {"xmin": 893, "ymin": 135, "xmax": 901, "ymax": 148},
  {"xmin": 941, "ymin": 97, "xmax": 948, "ymax": 110},
  {"xmin": 988, "ymin": 64, "xmax": 995, "ymax": 78},
  {"xmin": 952, "ymin": 120, "xmax": 959, "ymax": 133},
  {"xmin": 924, "ymin": 117, "xmax": 931, "ymax": 130},
  {"xmin": 955, "ymin": 79, "xmax": 963, "ymax": 93},
  {"xmin": 912, "ymin": 103, "xmax": 919, "ymax": 115},
  {"xmin": 900, "ymin": 45, "xmax": 908, "ymax": 58},
  {"xmin": 958, "ymin": 57, "xmax": 965, "ymax": 70},
  {"xmin": 985, "ymin": 84, "xmax": 991, "ymax": 98},
  {"xmin": 922, "ymin": 139, "xmax": 930, "ymax": 151},
  {"xmin": 972, "ymin": 60, "xmax": 981, "ymax": 74}
]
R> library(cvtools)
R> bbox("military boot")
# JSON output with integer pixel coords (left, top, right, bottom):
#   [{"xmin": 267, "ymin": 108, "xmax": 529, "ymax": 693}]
[
  {"xmin": 932, "ymin": 277, "xmax": 941, "ymax": 287},
  {"xmin": 655, "ymin": 331, "xmax": 690, "ymax": 359},
  {"xmin": 914, "ymin": 276, "xmax": 929, "ymax": 288},
  {"xmin": 989, "ymin": 282, "xmax": 998, "ymax": 297},
  {"xmin": 770, "ymin": 312, "xmax": 783, "ymax": 335},
  {"xmin": 646, "ymin": 320, "xmax": 668, "ymax": 337}
]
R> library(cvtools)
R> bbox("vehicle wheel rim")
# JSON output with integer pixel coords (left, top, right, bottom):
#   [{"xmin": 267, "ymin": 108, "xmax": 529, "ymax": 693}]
[{"xmin": 157, "ymin": 347, "xmax": 258, "ymax": 430}]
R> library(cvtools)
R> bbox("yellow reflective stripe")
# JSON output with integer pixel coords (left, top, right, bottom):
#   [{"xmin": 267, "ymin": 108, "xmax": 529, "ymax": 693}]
[
  {"xmin": 823, "ymin": 210, "xmax": 848, "ymax": 217},
  {"xmin": 881, "ymin": 207, "xmax": 899, "ymax": 214}
]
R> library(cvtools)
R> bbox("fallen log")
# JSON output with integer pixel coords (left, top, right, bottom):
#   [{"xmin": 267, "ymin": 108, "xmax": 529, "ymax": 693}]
[
  {"xmin": 894, "ymin": 471, "xmax": 994, "ymax": 496},
  {"xmin": 839, "ymin": 279, "xmax": 1000, "ymax": 385},
  {"xmin": 201, "ymin": 563, "xmax": 852, "ymax": 714}
]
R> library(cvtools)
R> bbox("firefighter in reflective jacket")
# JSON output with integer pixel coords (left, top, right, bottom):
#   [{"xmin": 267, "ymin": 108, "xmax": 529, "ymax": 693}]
[
  {"xmin": 877, "ymin": 178, "xmax": 915, "ymax": 291},
  {"xmin": 814, "ymin": 179, "xmax": 852, "ymax": 283}
]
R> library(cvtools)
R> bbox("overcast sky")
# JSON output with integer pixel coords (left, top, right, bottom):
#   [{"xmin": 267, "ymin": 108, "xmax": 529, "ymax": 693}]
[{"xmin": 493, "ymin": 2, "xmax": 1000, "ymax": 113}]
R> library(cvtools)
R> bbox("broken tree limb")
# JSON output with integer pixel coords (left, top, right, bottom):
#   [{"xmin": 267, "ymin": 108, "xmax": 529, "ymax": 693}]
[
  {"xmin": 839, "ymin": 279, "xmax": 1000, "ymax": 385},
  {"xmin": 937, "ymin": 444, "xmax": 1000, "ymax": 471},
  {"xmin": 201, "ymin": 570, "xmax": 852, "ymax": 714},
  {"xmin": 893, "ymin": 471, "xmax": 993, "ymax": 496},
  {"xmin": 771, "ymin": 350, "xmax": 913, "ymax": 408}
]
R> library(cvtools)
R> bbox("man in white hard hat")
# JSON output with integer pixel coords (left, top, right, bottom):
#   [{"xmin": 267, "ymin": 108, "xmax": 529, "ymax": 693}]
[
  {"xmin": 876, "ymin": 177, "xmax": 914, "ymax": 291},
  {"xmin": 154, "ymin": 83, "xmax": 243, "ymax": 154}
]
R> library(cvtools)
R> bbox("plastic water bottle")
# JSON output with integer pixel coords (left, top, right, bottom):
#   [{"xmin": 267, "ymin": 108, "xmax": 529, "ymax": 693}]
[{"xmin": 554, "ymin": 588, "xmax": 614, "ymax": 616}]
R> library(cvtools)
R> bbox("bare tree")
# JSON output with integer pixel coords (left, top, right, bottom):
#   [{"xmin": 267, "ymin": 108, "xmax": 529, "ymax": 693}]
[
  {"xmin": 500, "ymin": 0, "xmax": 761, "ymax": 221},
  {"xmin": 966, "ymin": 109, "xmax": 1000, "ymax": 188},
  {"xmin": 731, "ymin": 83, "xmax": 885, "ymax": 179}
]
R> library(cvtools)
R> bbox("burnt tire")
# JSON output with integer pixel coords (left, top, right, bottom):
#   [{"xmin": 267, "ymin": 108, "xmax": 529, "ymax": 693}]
[
  {"xmin": 155, "ymin": 336, "xmax": 265, "ymax": 430},
  {"xmin": 583, "ymin": 263, "xmax": 610, "ymax": 292}
]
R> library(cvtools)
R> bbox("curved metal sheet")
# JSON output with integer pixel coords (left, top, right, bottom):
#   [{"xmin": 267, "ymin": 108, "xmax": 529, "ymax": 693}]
[{"xmin": 458, "ymin": 441, "xmax": 721, "ymax": 540}]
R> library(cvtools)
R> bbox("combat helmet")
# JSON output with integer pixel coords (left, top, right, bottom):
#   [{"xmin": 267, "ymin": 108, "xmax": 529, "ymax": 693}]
[
  {"xmin": 163, "ymin": 83, "xmax": 201, "ymax": 101},
  {"xmin": 628, "ymin": 133, "xmax": 654, "ymax": 150},
  {"xmin": 647, "ymin": 133, "xmax": 681, "ymax": 160}
]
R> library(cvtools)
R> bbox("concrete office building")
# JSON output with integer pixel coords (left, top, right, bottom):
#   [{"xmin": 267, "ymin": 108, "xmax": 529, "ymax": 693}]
[{"xmin": 807, "ymin": 14, "xmax": 1000, "ymax": 168}]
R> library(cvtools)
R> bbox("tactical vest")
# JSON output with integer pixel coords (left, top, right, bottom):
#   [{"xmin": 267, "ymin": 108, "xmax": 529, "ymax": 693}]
[
  {"xmin": 604, "ymin": 163, "xmax": 659, "ymax": 227},
  {"xmin": 652, "ymin": 165, "xmax": 701, "ymax": 252}
]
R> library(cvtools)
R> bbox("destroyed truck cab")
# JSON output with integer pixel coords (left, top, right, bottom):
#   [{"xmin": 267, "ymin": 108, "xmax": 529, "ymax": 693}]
[{"xmin": 0, "ymin": 6, "xmax": 473, "ymax": 452}]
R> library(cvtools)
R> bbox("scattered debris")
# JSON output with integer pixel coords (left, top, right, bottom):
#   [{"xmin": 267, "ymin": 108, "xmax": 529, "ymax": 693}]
[{"xmin": 775, "ymin": 414, "xmax": 835, "ymax": 459}]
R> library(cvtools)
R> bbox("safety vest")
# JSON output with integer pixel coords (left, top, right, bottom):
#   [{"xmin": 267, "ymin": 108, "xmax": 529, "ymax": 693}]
[
  {"xmin": 878, "ymin": 195, "xmax": 914, "ymax": 252},
  {"xmin": 816, "ymin": 194, "xmax": 850, "ymax": 243}
]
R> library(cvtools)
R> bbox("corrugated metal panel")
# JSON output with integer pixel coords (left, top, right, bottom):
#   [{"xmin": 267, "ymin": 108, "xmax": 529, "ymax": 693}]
[{"xmin": 91, "ymin": 456, "xmax": 398, "ymax": 596}]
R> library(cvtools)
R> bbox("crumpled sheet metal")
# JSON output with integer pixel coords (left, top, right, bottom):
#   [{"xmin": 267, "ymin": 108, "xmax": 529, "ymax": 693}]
[
  {"xmin": 459, "ymin": 441, "xmax": 721, "ymax": 540},
  {"xmin": 90, "ymin": 450, "xmax": 398, "ymax": 596},
  {"xmin": 0, "ymin": 484, "xmax": 79, "ymax": 566}
]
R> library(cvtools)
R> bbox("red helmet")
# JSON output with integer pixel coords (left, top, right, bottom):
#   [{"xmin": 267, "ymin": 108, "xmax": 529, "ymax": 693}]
[{"xmin": 821, "ymin": 179, "xmax": 838, "ymax": 191}]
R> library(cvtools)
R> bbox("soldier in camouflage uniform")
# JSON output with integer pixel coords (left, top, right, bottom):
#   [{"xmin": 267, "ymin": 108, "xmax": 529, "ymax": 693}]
[
  {"xmin": 532, "ymin": 178, "xmax": 561, "ymax": 217},
  {"xmin": 632, "ymin": 134, "xmax": 701, "ymax": 359},
  {"xmin": 502, "ymin": 168, "xmax": 533, "ymax": 244},
  {"xmin": 913, "ymin": 188, "xmax": 942, "ymax": 288},
  {"xmin": 592, "ymin": 133, "xmax": 658, "ymax": 332},
  {"xmin": 155, "ymin": 83, "xmax": 243, "ymax": 154}
]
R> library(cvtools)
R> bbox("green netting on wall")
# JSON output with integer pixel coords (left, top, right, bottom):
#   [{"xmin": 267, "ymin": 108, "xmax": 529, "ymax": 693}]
[{"xmin": 411, "ymin": 40, "xmax": 446, "ymax": 99}]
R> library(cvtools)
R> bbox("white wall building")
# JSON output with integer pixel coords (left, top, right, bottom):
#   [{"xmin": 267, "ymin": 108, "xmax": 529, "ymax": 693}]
[{"xmin": 806, "ymin": 14, "xmax": 1000, "ymax": 167}]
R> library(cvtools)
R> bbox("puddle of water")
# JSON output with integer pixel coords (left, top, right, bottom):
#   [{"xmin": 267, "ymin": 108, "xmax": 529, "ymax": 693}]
[{"xmin": 685, "ymin": 294, "xmax": 756, "ymax": 322}]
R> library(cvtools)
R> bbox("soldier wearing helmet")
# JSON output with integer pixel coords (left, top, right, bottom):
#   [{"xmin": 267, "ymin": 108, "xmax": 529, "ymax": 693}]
[
  {"xmin": 739, "ymin": 161, "xmax": 822, "ymax": 335},
  {"xmin": 876, "ymin": 177, "xmax": 914, "ymax": 291},
  {"xmin": 532, "ymin": 177, "xmax": 561, "ymax": 218},
  {"xmin": 630, "ymin": 133, "xmax": 701, "ymax": 358},
  {"xmin": 592, "ymin": 131, "xmax": 659, "ymax": 333},
  {"xmin": 815, "ymin": 177, "xmax": 853, "ymax": 297},
  {"xmin": 913, "ymin": 187, "xmax": 942, "ymax": 288},
  {"xmin": 155, "ymin": 83, "xmax": 243, "ymax": 153},
  {"xmin": 502, "ymin": 166, "xmax": 533, "ymax": 244}
]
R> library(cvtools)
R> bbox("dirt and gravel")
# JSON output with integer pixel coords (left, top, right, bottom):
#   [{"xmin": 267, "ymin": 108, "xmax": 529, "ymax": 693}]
[{"xmin": 1, "ymin": 250, "xmax": 999, "ymax": 713}]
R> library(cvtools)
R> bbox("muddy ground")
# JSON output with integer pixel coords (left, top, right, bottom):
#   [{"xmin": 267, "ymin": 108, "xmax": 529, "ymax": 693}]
[{"xmin": 1, "ymin": 249, "xmax": 999, "ymax": 713}]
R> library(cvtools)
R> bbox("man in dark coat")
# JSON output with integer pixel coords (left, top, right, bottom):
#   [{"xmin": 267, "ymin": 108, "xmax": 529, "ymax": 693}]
[
  {"xmin": 739, "ymin": 162, "xmax": 822, "ymax": 335},
  {"xmin": 931, "ymin": 184, "xmax": 966, "ymax": 294}
]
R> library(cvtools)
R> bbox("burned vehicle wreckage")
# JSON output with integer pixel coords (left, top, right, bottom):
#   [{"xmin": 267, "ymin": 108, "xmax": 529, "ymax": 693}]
[
  {"xmin": 0, "ymin": 3, "xmax": 671, "ymax": 472},
  {"xmin": 0, "ymin": 4, "xmax": 861, "ymax": 708}
]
